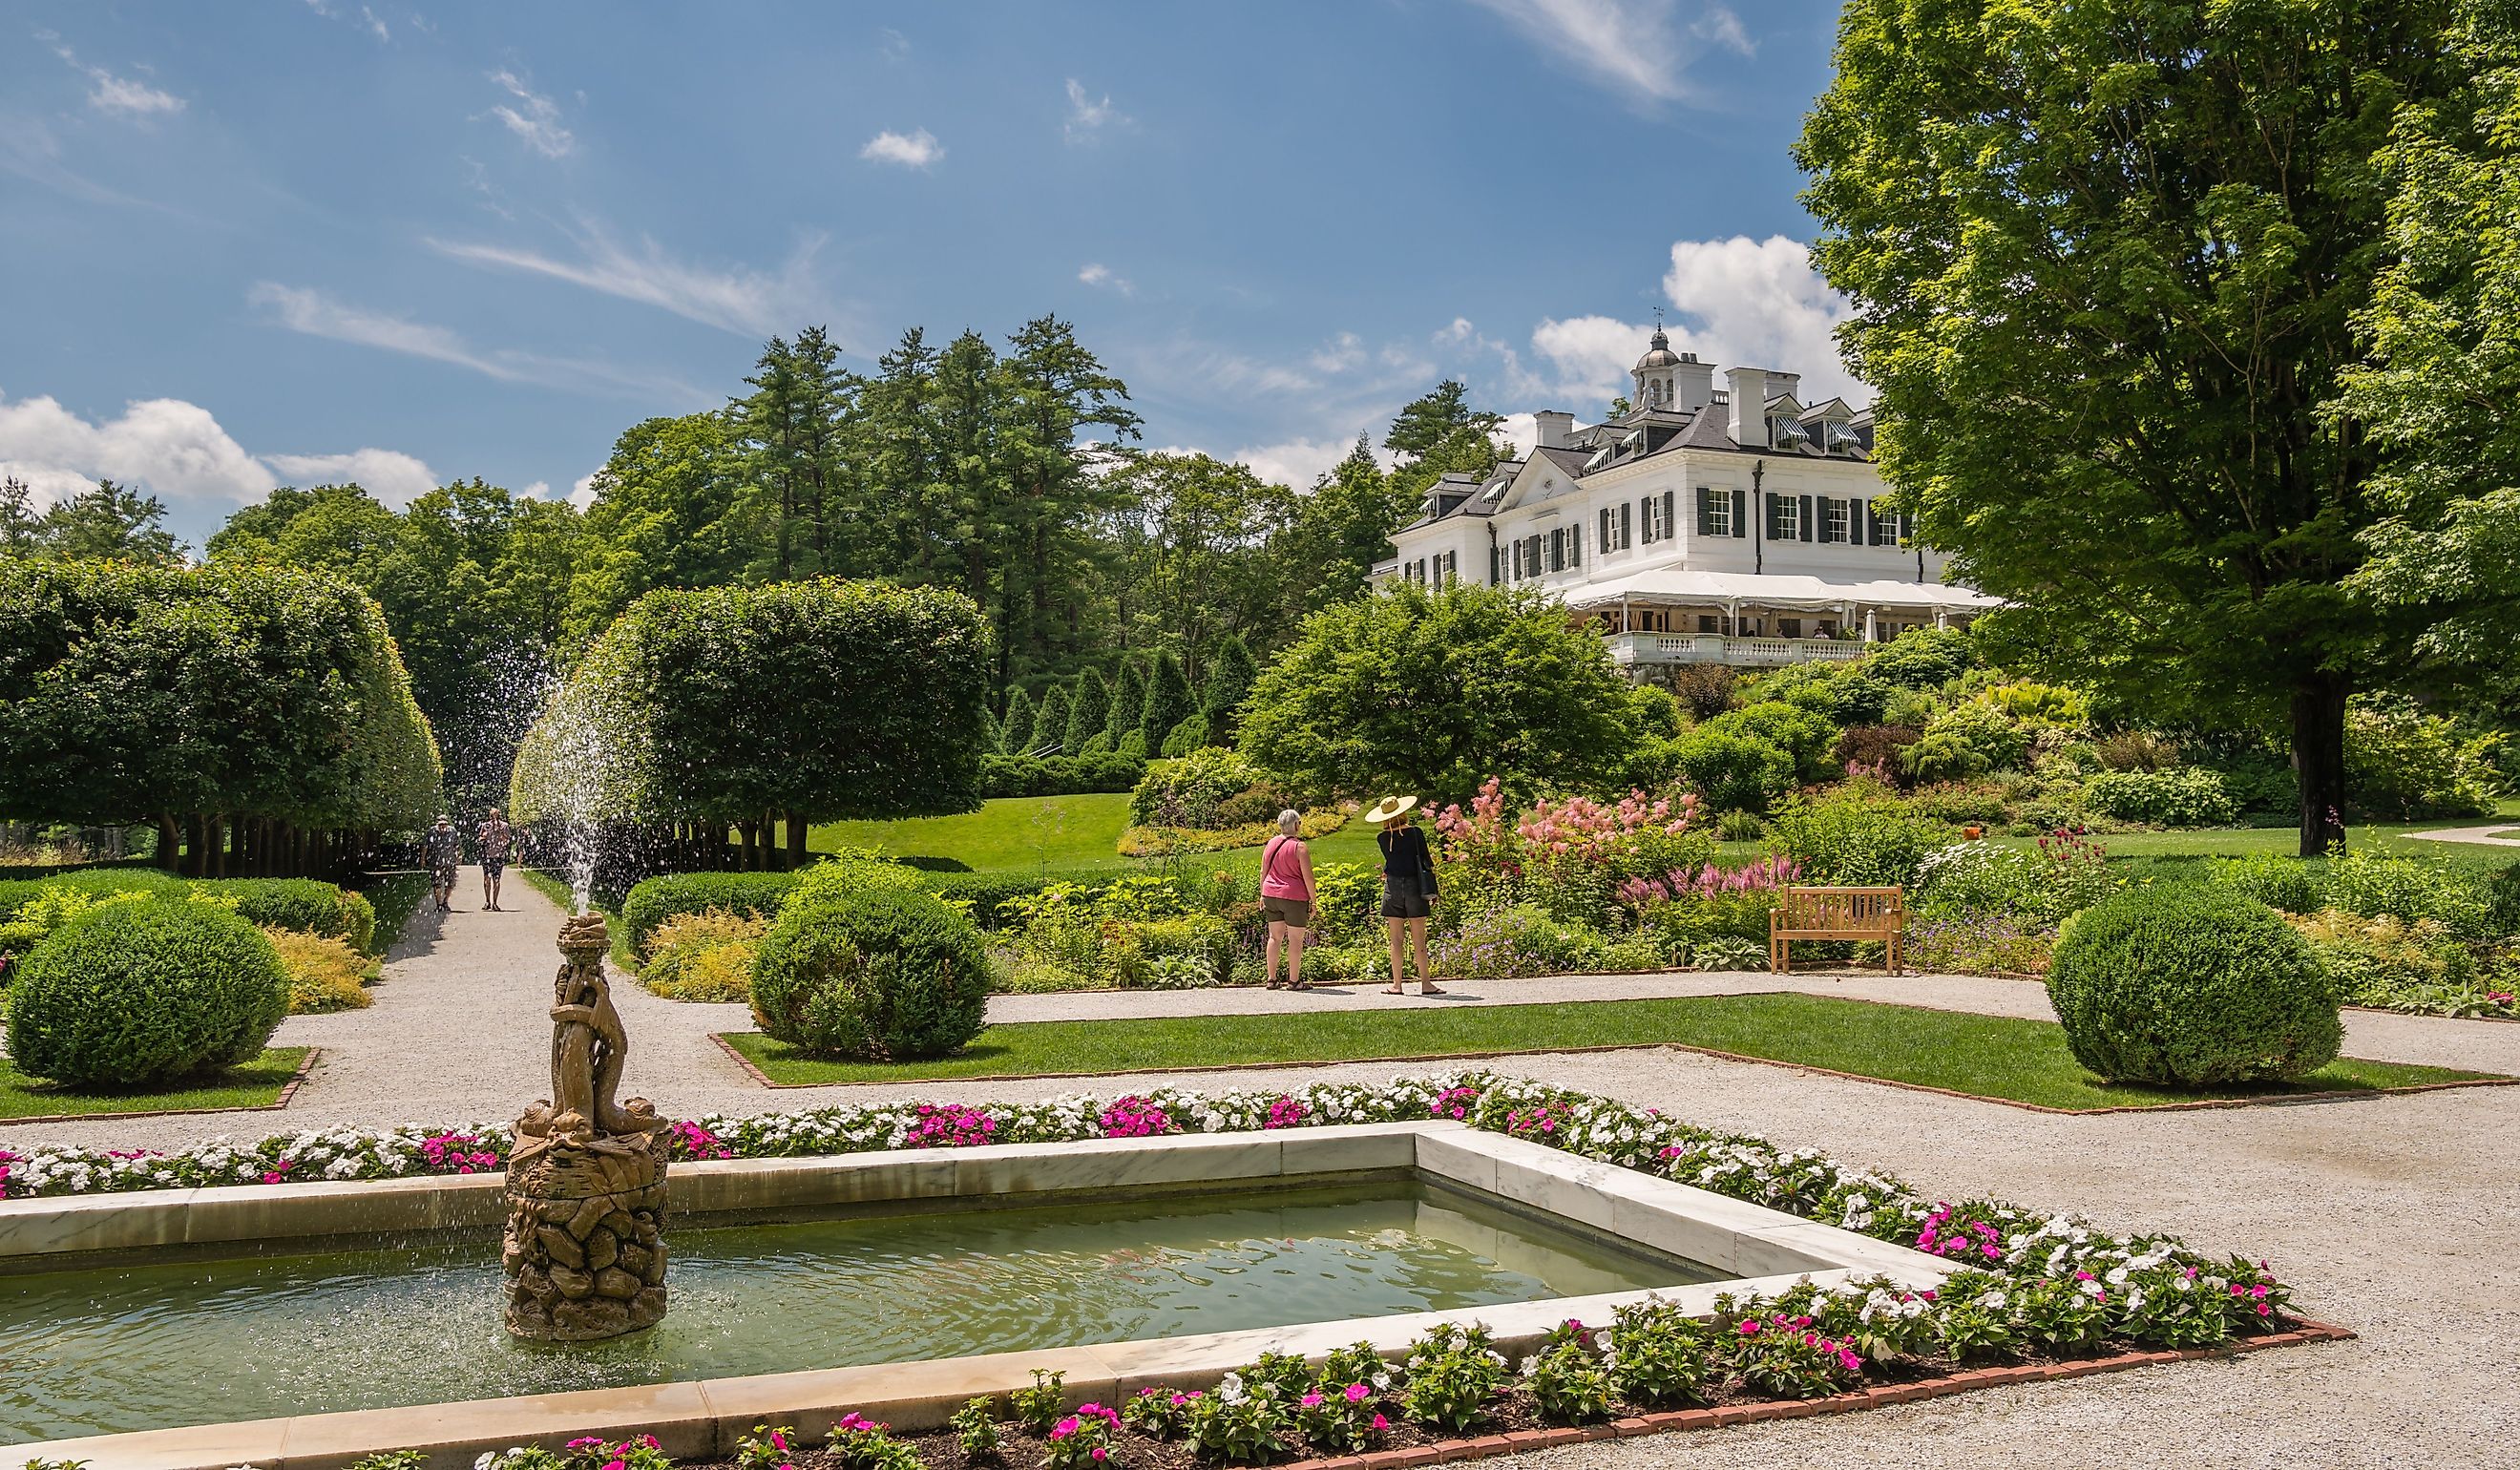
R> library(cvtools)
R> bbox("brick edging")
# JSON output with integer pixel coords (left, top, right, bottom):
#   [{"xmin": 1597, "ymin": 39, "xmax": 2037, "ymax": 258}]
[
  {"xmin": 705, "ymin": 1020, "xmax": 2518, "ymax": 1115},
  {"xmin": 0, "ymin": 1046, "xmax": 321, "ymax": 1129},
  {"xmin": 1273, "ymin": 1320, "xmax": 2358, "ymax": 1469}
]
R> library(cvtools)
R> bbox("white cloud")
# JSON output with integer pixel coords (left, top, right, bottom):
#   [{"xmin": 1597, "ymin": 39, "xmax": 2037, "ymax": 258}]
[
  {"xmin": 0, "ymin": 391, "xmax": 444, "ymax": 514},
  {"xmin": 486, "ymin": 70, "xmax": 574, "ymax": 158},
  {"xmin": 859, "ymin": 128, "xmax": 943, "ymax": 169},
  {"xmin": 1077, "ymin": 262, "xmax": 1134, "ymax": 296},
  {"xmin": 1227, "ymin": 436, "xmax": 1364, "ymax": 490},
  {"xmin": 1495, "ymin": 411, "xmax": 1540, "ymax": 457},
  {"xmin": 264, "ymin": 449, "xmax": 440, "ymax": 507},
  {"xmin": 1309, "ymin": 332, "xmax": 1366, "ymax": 374},
  {"xmin": 877, "ymin": 28, "xmax": 911, "ymax": 63},
  {"xmin": 1658, "ymin": 234, "xmax": 1857, "ymax": 402},
  {"xmin": 568, "ymin": 472, "xmax": 598, "ymax": 510},
  {"xmin": 360, "ymin": 6, "xmax": 390, "ymax": 42},
  {"xmin": 1064, "ymin": 79, "xmax": 1125, "ymax": 142},
  {"xmin": 1463, "ymin": 0, "xmax": 1748, "ymax": 109},
  {"xmin": 0, "ymin": 390, "xmax": 272, "ymax": 508},
  {"xmin": 249, "ymin": 282, "xmax": 701, "ymax": 399},
  {"xmin": 429, "ymin": 225, "xmax": 826, "ymax": 337},
  {"xmin": 1529, "ymin": 313, "xmax": 1654, "ymax": 404},
  {"xmin": 49, "ymin": 42, "xmax": 185, "ymax": 118}
]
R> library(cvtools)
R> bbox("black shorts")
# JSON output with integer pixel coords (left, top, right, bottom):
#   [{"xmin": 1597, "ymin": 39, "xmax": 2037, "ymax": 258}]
[
  {"xmin": 1380, "ymin": 879, "xmax": 1431, "ymax": 920},
  {"xmin": 481, "ymin": 857, "xmax": 506, "ymax": 877}
]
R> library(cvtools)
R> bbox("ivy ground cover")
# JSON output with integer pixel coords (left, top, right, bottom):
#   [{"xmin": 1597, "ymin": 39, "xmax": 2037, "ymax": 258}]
[
  {"xmin": 0, "ymin": 1045, "xmax": 308, "ymax": 1121},
  {"xmin": 713, "ymin": 995, "xmax": 2489, "ymax": 1109}
]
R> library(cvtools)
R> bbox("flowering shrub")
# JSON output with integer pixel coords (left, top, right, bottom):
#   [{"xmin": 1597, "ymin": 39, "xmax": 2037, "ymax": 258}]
[
  {"xmin": 1427, "ymin": 903, "xmax": 1604, "ymax": 979},
  {"xmin": 639, "ymin": 908, "xmax": 766, "ymax": 1002},
  {"xmin": 1043, "ymin": 1403, "xmax": 1120, "ymax": 1470},
  {"xmin": 1902, "ymin": 909, "xmax": 2057, "ymax": 976},
  {"xmin": 1400, "ymin": 1322, "xmax": 1509, "ymax": 1432},
  {"xmin": 1262, "ymin": 1095, "xmax": 1308, "ymax": 1129},
  {"xmin": 1431, "ymin": 777, "xmax": 1710, "ymax": 922},
  {"xmin": 1120, "ymin": 1388, "xmax": 1200, "ymax": 1439},
  {"xmin": 1606, "ymin": 1299, "xmax": 1717, "ymax": 1406},
  {"xmin": 1011, "ymin": 1370, "xmax": 1068, "ymax": 1435},
  {"xmin": 417, "ymin": 1131, "xmax": 500, "ymax": 1174},
  {"xmin": 825, "ymin": 1412, "xmax": 913, "ymax": 1470},
  {"xmin": 1520, "ymin": 1341, "xmax": 1616, "ymax": 1424},
  {"xmin": 1913, "ymin": 829, "xmax": 2115, "ymax": 928},
  {"xmin": 668, "ymin": 1120, "xmax": 732, "ymax": 1161},
  {"xmin": 1291, "ymin": 1381, "xmax": 1386, "ymax": 1452},
  {"xmin": 730, "ymin": 1424, "xmax": 796, "ymax": 1470},
  {"xmin": 1097, "ymin": 1096, "xmax": 1174, "ymax": 1138},
  {"xmin": 558, "ymin": 1434, "xmax": 670, "ymax": 1470},
  {"xmin": 1186, "ymin": 1375, "xmax": 1291, "ymax": 1464},
  {"xmin": 1726, "ymin": 1312, "xmax": 1864, "ymax": 1398},
  {"xmin": 1915, "ymin": 1200, "xmax": 2008, "ymax": 1263},
  {"xmin": 905, "ymin": 1102, "xmax": 999, "ymax": 1148},
  {"xmin": 948, "ymin": 1397, "xmax": 1001, "ymax": 1460}
]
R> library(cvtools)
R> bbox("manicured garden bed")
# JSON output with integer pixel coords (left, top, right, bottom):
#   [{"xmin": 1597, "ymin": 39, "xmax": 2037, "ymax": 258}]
[
  {"xmin": 0, "ymin": 1045, "xmax": 310, "ymax": 1122},
  {"xmin": 713, "ymin": 994, "xmax": 2494, "ymax": 1108}
]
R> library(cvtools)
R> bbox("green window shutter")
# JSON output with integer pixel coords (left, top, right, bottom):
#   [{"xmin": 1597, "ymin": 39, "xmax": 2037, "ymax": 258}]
[
  {"xmin": 1662, "ymin": 490, "xmax": 1675, "ymax": 541},
  {"xmin": 1799, "ymin": 494, "xmax": 1816, "ymax": 542},
  {"xmin": 1620, "ymin": 501, "xmax": 1631, "ymax": 548},
  {"xmin": 1732, "ymin": 487, "xmax": 1747, "ymax": 537},
  {"xmin": 1696, "ymin": 486, "xmax": 1714, "ymax": 536}
]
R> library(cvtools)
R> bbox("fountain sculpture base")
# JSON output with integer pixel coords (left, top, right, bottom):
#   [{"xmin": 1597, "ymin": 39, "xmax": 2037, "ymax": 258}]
[{"xmin": 501, "ymin": 1129, "xmax": 671, "ymax": 1341}]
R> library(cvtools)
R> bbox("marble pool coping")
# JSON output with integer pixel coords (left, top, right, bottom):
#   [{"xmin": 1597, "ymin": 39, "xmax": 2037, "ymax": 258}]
[{"xmin": 4, "ymin": 1121, "xmax": 1952, "ymax": 1470}]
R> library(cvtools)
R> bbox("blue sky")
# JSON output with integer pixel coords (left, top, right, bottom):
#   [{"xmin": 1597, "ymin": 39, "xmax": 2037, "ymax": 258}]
[{"xmin": 1, "ymin": 0, "xmax": 1860, "ymax": 548}]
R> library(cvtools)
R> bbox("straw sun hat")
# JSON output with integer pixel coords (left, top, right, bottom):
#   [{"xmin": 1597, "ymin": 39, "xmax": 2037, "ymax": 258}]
[{"xmin": 1364, "ymin": 794, "xmax": 1419, "ymax": 826}]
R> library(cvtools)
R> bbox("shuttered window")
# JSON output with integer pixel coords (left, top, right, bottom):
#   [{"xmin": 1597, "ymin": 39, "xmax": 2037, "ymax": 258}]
[
  {"xmin": 1799, "ymin": 494, "xmax": 1816, "ymax": 542},
  {"xmin": 1569, "ymin": 525, "xmax": 1583, "ymax": 567},
  {"xmin": 1732, "ymin": 488, "xmax": 1748, "ymax": 538},
  {"xmin": 1620, "ymin": 501, "xmax": 1633, "ymax": 549},
  {"xmin": 1767, "ymin": 494, "xmax": 1796, "ymax": 540}
]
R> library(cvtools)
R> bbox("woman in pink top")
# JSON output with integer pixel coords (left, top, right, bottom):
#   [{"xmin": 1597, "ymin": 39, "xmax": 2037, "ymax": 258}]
[{"xmin": 1257, "ymin": 808, "xmax": 1315, "ymax": 990}]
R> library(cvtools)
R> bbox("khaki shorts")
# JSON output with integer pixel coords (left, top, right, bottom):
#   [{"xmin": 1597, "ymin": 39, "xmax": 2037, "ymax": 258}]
[{"xmin": 1259, "ymin": 894, "xmax": 1312, "ymax": 930}]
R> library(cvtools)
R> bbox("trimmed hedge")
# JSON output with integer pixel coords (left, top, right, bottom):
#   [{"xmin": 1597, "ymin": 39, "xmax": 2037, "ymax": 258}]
[
  {"xmin": 621, "ymin": 872, "xmax": 801, "ymax": 956},
  {"xmin": 8, "ymin": 897, "xmax": 289, "ymax": 1087},
  {"xmin": 2046, "ymin": 886, "xmax": 2341, "ymax": 1086},
  {"xmin": 749, "ymin": 886, "xmax": 992, "ymax": 1060},
  {"xmin": 980, "ymin": 750, "xmax": 1146, "ymax": 798},
  {"xmin": 0, "ymin": 872, "xmax": 375, "ymax": 953}
]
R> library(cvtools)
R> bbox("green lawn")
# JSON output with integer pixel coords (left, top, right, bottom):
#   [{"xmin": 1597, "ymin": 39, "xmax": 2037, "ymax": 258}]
[
  {"xmin": 811, "ymin": 794, "xmax": 1386, "ymax": 880},
  {"xmin": 718, "ymin": 994, "xmax": 2492, "ymax": 1108},
  {"xmin": 0, "ymin": 1046, "xmax": 311, "ymax": 1121}
]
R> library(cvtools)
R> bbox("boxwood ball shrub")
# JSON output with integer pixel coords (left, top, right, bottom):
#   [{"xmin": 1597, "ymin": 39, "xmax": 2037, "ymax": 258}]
[
  {"xmin": 8, "ymin": 897, "xmax": 290, "ymax": 1087},
  {"xmin": 749, "ymin": 887, "xmax": 991, "ymax": 1060},
  {"xmin": 2046, "ymin": 886, "xmax": 2341, "ymax": 1086}
]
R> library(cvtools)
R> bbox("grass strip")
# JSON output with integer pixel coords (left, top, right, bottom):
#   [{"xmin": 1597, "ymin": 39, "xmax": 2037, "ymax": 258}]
[
  {"xmin": 0, "ymin": 1046, "xmax": 311, "ymax": 1121},
  {"xmin": 718, "ymin": 994, "xmax": 2496, "ymax": 1109}
]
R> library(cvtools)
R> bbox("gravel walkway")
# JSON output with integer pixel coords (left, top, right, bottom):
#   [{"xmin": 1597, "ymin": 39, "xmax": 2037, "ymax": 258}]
[
  {"xmin": 2402, "ymin": 823, "xmax": 2520, "ymax": 849},
  {"xmin": 5, "ymin": 871, "xmax": 2514, "ymax": 1462}
]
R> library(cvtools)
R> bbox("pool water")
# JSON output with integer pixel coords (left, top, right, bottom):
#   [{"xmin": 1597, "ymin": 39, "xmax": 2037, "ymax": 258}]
[{"xmin": 0, "ymin": 1182, "xmax": 1714, "ymax": 1444}]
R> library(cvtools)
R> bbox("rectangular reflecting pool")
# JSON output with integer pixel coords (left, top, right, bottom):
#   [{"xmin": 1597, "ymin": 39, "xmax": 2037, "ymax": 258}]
[{"xmin": 0, "ymin": 1181, "xmax": 1719, "ymax": 1444}]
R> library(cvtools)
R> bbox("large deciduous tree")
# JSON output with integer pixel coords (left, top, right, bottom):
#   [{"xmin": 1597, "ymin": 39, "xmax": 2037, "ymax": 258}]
[
  {"xmin": 1239, "ymin": 583, "xmax": 1640, "ymax": 803},
  {"xmin": 1796, "ymin": 0, "xmax": 2466, "ymax": 853},
  {"xmin": 2338, "ymin": 0, "xmax": 2520, "ymax": 720}
]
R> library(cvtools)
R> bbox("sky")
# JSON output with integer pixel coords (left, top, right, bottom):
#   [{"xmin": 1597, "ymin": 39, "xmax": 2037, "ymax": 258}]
[{"xmin": 1, "ymin": 0, "xmax": 1863, "ymax": 549}]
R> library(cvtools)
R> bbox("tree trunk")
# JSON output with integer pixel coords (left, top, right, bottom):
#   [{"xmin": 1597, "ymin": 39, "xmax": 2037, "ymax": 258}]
[
  {"xmin": 2292, "ymin": 672, "xmax": 2351, "ymax": 858},
  {"xmin": 184, "ymin": 814, "xmax": 206, "ymax": 877},
  {"xmin": 738, "ymin": 820, "xmax": 759, "ymax": 871},
  {"xmin": 156, "ymin": 814, "xmax": 179, "ymax": 871},
  {"xmin": 787, "ymin": 808, "xmax": 808, "ymax": 870}
]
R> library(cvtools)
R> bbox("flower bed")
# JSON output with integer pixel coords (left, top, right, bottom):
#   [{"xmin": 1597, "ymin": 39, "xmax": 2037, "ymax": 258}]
[{"xmin": 0, "ymin": 1074, "xmax": 2291, "ymax": 1347}]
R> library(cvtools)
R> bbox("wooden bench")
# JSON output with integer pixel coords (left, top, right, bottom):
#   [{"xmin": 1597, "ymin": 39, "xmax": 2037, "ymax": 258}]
[{"xmin": 1770, "ymin": 886, "xmax": 1904, "ymax": 975}]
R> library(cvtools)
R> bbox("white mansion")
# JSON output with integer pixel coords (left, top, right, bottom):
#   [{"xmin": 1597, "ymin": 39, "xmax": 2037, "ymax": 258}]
[{"xmin": 1376, "ymin": 327, "xmax": 1996, "ymax": 668}]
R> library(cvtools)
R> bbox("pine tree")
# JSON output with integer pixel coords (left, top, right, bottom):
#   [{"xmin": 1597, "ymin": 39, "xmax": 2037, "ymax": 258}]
[
  {"xmin": 1140, "ymin": 649, "xmax": 1195, "ymax": 752},
  {"xmin": 1000, "ymin": 686, "xmax": 1038, "ymax": 757},
  {"xmin": 1106, "ymin": 657, "xmax": 1146, "ymax": 743},
  {"xmin": 1200, "ymin": 633, "xmax": 1259, "ymax": 746},
  {"xmin": 1064, "ymin": 666, "xmax": 1110, "ymax": 751},
  {"xmin": 1032, "ymin": 683, "xmax": 1072, "ymax": 757}
]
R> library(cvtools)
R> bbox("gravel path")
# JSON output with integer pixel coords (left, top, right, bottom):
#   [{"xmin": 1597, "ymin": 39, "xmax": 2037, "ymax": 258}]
[
  {"xmin": 6, "ymin": 871, "xmax": 2514, "ymax": 1462},
  {"xmin": 2402, "ymin": 823, "xmax": 2520, "ymax": 849}
]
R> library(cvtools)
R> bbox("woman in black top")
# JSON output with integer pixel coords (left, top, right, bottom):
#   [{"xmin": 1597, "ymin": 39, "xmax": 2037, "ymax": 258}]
[{"xmin": 1369, "ymin": 796, "xmax": 1442, "ymax": 995}]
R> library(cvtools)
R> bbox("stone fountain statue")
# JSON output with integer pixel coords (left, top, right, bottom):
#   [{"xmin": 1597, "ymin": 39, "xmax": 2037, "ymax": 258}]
[{"xmin": 501, "ymin": 911, "xmax": 673, "ymax": 1341}]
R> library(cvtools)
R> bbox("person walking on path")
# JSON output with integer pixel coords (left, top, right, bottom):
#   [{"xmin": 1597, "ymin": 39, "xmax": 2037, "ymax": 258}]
[
  {"xmin": 1257, "ymin": 808, "xmax": 1316, "ymax": 990},
  {"xmin": 423, "ymin": 814, "xmax": 461, "ymax": 913},
  {"xmin": 476, "ymin": 808, "xmax": 515, "ymax": 912},
  {"xmin": 1368, "ymin": 795, "xmax": 1442, "ymax": 995}
]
